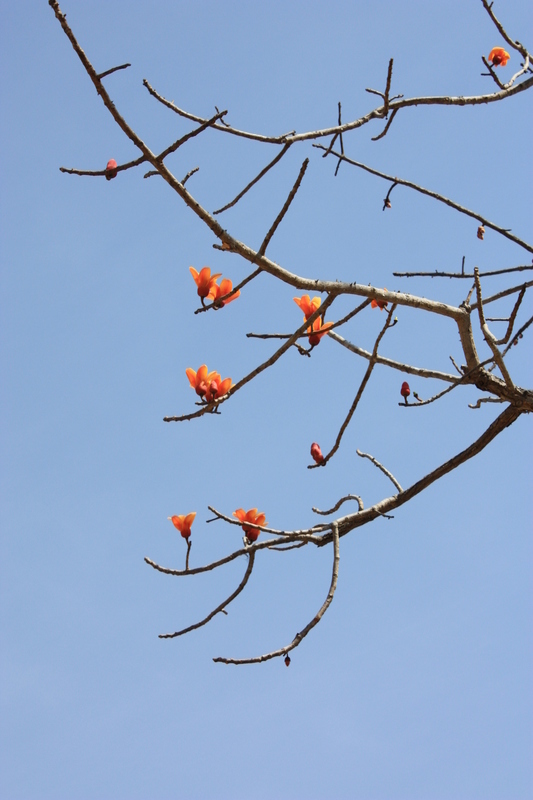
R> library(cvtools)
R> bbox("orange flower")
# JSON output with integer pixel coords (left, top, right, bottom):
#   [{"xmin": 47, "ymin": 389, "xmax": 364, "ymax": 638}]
[
  {"xmin": 208, "ymin": 278, "xmax": 240, "ymax": 306},
  {"xmin": 203, "ymin": 372, "xmax": 233, "ymax": 403},
  {"xmin": 186, "ymin": 364, "xmax": 209, "ymax": 397},
  {"xmin": 488, "ymin": 47, "xmax": 510, "ymax": 67},
  {"xmin": 189, "ymin": 266, "xmax": 222, "ymax": 298},
  {"xmin": 307, "ymin": 317, "xmax": 333, "ymax": 346},
  {"xmin": 294, "ymin": 295, "xmax": 332, "ymax": 346},
  {"xmin": 186, "ymin": 365, "xmax": 232, "ymax": 402},
  {"xmin": 233, "ymin": 508, "xmax": 267, "ymax": 542},
  {"xmin": 168, "ymin": 513, "xmax": 196, "ymax": 539},
  {"xmin": 371, "ymin": 289, "xmax": 388, "ymax": 311},
  {"xmin": 294, "ymin": 295, "xmax": 322, "ymax": 319}
]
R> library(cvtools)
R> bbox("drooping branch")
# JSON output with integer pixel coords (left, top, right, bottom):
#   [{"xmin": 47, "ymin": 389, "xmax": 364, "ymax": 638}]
[
  {"xmin": 158, "ymin": 551, "xmax": 256, "ymax": 639},
  {"xmin": 314, "ymin": 147, "xmax": 533, "ymax": 254},
  {"xmin": 213, "ymin": 523, "xmax": 340, "ymax": 665}
]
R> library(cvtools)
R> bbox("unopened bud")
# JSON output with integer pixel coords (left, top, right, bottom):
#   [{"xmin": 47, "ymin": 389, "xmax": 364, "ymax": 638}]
[
  {"xmin": 106, "ymin": 159, "xmax": 118, "ymax": 180},
  {"xmin": 310, "ymin": 442, "xmax": 324, "ymax": 464}
]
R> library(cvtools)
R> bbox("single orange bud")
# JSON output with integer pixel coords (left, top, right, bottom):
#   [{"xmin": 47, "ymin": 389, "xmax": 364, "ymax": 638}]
[
  {"xmin": 310, "ymin": 442, "xmax": 324, "ymax": 464},
  {"xmin": 284, "ymin": 655, "xmax": 291, "ymax": 667},
  {"xmin": 384, "ymin": 198, "xmax": 391, "ymax": 209},
  {"xmin": 477, "ymin": 225, "xmax": 485, "ymax": 240},
  {"xmin": 401, "ymin": 381, "xmax": 410, "ymax": 404},
  {"xmin": 105, "ymin": 159, "xmax": 118, "ymax": 180}
]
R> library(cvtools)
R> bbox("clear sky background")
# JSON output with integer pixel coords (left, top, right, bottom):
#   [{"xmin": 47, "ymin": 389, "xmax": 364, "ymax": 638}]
[{"xmin": 1, "ymin": 1, "xmax": 532, "ymax": 798}]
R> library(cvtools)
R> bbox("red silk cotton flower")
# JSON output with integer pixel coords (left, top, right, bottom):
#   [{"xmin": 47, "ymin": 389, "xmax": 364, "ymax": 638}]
[
  {"xmin": 105, "ymin": 159, "xmax": 118, "ymax": 180},
  {"xmin": 488, "ymin": 47, "xmax": 510, "ymax": 67},
  {"xmin": 371, "ymin": 289, "xmax": 388, "ymax": 311},
  {"xmin": 294, "ymin": 295, "xmax": 333, "ymax": 346},
  {"xmin": 310, "ymin": 442, "xmax": 324, "ymax": 464},
  {"xmin": 400, "ymin": 381, "xmax": 411, "ymax": 404},
  {"xmin": 186, "ymin": 365, "xmax": 232, "ymax": 402},
  {"xmin": 168, "ymin": 513, "xmax": 196, "ymax": 539},
  {"xmin": 189, "ymin": 266, "xmax": 222, "ymax": 298},
  {"xmin": 233, "ymin": 508, "xmax": 267, "ymax": 542},
  {"xmin": 208, "ymin": 278, "xmax": 240, "ymax": 306}
]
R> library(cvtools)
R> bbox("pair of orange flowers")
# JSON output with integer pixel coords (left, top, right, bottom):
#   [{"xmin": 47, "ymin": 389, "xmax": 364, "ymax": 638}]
[
  {"xmin": 169, "ymin": 509, "xmax": 267, "ymax": 543},
  {"xmin": 186, "ymin": 364, "xmax": 233, "ymax": 403},
  {"xmin": 293, "ymin": 295, "xmax": 334, "ymax": 346},
  {"xmin": 190, "ymin": 266, "xmax": 240, "ymax": 306}
]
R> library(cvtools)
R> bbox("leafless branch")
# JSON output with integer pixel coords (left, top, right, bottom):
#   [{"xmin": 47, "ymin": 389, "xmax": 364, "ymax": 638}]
[
  {"xmin": 258, "ymin": 158, "xmax": 309, "ymax": 257},
  {"xmin": 394, "ymin": 265, "xmax": 533, "ymax": 279},
  {"xmin": 473, "ymin": 268, "xmax": 514, "ymax": 387},
  {"xmin": 494, "ymin": 287, "xmax": 525, "ymax": 345},
  {"xmin": 310, "ymin": 306, "xmax": 397, "ymax": 468},
  {"xmin": 96, "ymin": 62, "xmax": 131, "ymax": 80},
  {"xmin": 158, "ymin": 552, "xmax": 255, "ymax": 639},
  {"xmin": 502, "ymin": 314, "xmax": 533, "ymax": 356},
  {"xmin": 314, "ymin": 147, "xmax": 533, "ymax": 254},
  {"xmin": 356, "ymin": 449, "xmax": 403, "ymax": 492},
  {"xmin": 469, "ymin": 396, "xmax": 506, "ymax": 409},
  {"xmin": 213, "ymin": 143, "xmax": 291, "ymax": 214},
  {"xmin": 213, "ymin": 523, "xmax": 340, "ymax": 665},
  {"xmin": 312, "ymin": 495, "xmax": 364, "ymax": 515}
]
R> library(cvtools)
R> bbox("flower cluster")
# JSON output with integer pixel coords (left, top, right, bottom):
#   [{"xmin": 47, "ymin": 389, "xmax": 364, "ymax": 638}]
[
  {"xmin": 293, "ymin": 295, "xmax": 333, "ymax": 346},
  {"xmin": 186, "ymin": 365, "xmax": 233, "ymax": 403},
  {"xmin": 233, "ymin": 508, "xmax": 267, "ymax": 542},
  {"xmin": 190, "ymin": 267, "xmax": 240, "ymax": 305}
]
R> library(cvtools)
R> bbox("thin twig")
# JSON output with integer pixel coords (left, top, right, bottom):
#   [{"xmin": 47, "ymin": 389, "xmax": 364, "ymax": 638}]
[
  {"xmin": 468, "ymin": 396, "xmax": 505, "ymax": 409},
  {"xmin": 473, "ymin": 268, "xmax": 514, "ymax": 387},
  {"xmin": 158, "ymin": 552, "xmax": 255, "ymax": 639},
  {"xmin": 356, "ymin": 449, "xmax": 402, "ymax": 492},
  {"xmin": 213, "ymin": 523, "xmax": 340, "ymax": 665},
  {"xmin": 213, "ymin": 143, "xmax": 291, "ymax": 214},
  {"xmin": 182, "ymin": 166, "xmax": 199, "ymax": 185},
  {"xmin": 372, "ymin": 108, "xmax": 398, "ymax": 141},
  {"xmin": 257, "ymin": 158, "xmax": 309, "ymax": 257},
  {"xmin": 495, "ymin": 287, "xmax": 525, "ymax": 344},
  {"xmin": 394, "ymin": 265, "xmax": 533, "ymax": 279},
  {"xmin": 501, "ymin": 314, "xmax": 533, "ymax": 357},
  {"xmin": 313, "ymin": 146, "xmax": 533, "ymax": 254},
  {"xmin": 311, "ymin": 306, "xmax": 397, "ymax": 468},
  {"xmin": 312, "ymin": 495, "xmax": 364, "ymax": 515},
  {"xmin": 329, "ymin": 331, "xmax": 458, "ymax": 383},
  {"xmin": 96, "ymin": 63, "xmax": 131, "ymax": 80}
]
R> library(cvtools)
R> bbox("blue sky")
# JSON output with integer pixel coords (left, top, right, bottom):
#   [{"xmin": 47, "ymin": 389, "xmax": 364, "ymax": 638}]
[{"xmin": 1, "ymin": 1, "xmax": 532, "ymax": 798}]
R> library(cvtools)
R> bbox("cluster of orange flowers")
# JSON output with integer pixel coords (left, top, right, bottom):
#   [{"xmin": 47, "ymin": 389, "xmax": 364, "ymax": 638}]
[
  {"xmin": 190, "ymin": 266, "xmax": 240, "ymax": 305},
  {"xmin": 186, "ymin": 364, "xmax": 233, "ymax": 403},
  {"xmin": 293, "ymin": 295, "xmax": 334, "ymax": 346}
]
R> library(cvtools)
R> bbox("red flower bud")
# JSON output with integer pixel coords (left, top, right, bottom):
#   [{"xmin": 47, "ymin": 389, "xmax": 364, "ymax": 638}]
[
  {"xmin": 196, "ymin": 381, "xmax": 207, "ymax": 397},
  {"xmin": 477, "ymin": 225, "xmax": 485, "ymax": 240},
  {"xmin": 310, "ymin": 442, "xmax": 324, "ymax": 464},
  {"xmin": 401, "ymin": 381, "xmax": 410, "ymax": 402},
  {"xmin": 105, "ymin": 159, "xmax": 118, "ymax": 180},
  {"xmin": 284, "ymin": 655, "xmax": 291, "ymax": 667}
]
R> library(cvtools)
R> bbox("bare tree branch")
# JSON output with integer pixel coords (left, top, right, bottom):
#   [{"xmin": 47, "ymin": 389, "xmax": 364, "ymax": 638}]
[
  {"xmin": 356, "ymin": 449, "xmax": 403, "ymax": 492},
  {"xmin": 213, "ymin": 523, "xmax": 340, "ymax": 665}
]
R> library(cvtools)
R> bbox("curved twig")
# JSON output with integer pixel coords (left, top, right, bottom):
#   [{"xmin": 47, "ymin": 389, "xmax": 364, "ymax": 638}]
[
  {"xmin": 314, "ymin": 147, "xmax": 533, "ymax": 254},
  {"xmin": 213, "ymin": 143, "xmax": 291, "ymax": 214},
  {"xmin": 356, "ymin": 449, "xmax": 402, "ymax": 492},
  {"xmin": 213, "ymin": 523, "xmax": 340, "ymax": 665},
  {"xmin": 158, "ymin": 552, "xmax": 255, "ymax": 639},
  {"xmin": 312, "ymin": 495, "xmax": 364, "ymax": 515}
]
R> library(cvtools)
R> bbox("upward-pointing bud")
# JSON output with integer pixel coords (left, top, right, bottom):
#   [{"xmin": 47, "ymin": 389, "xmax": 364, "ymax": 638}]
[
  {"xmin": 310, "ymin": 442, "xmax": 324, "ymax": 464},
  {"xmin": 105, "ymin": 159, "xmax": 118, "ymax": 180}
]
